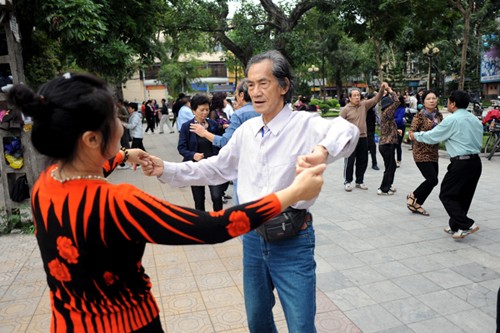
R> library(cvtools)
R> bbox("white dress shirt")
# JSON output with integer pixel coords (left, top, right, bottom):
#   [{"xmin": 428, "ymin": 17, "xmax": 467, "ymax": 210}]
[{"xmin": 159, "ymin": 105, "xmax": 359, "ymax": 209}]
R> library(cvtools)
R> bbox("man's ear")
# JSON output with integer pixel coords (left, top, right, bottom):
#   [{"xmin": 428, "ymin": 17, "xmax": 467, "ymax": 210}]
[
  {"xmin": 281, "ymin": 77, "xmax": 290, "ymax": 96},
  {"xmin": 81, "ymin": 131, "xmax": 102, "ymax": 149}
]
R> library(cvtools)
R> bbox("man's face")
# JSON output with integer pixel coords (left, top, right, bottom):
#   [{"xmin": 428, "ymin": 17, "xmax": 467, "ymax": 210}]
[
  {"xmin": 349, "ymin": 90, "xmax": 361, "ymax": 106},
  {"xmin": 247, "ymin": 59, "xmax": 288, "ymax": 117}
]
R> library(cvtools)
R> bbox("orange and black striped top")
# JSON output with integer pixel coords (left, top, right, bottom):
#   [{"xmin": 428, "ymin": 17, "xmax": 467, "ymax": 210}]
[{"xmin": 32, "ymin": 153, "xmax": 281, "ymax": 333}]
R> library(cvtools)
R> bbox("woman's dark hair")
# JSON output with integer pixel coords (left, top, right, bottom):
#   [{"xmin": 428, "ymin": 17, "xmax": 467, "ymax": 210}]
[
  {"xmin": 398, "ymin": 95, "xmax": 406, "ymax": 106},
  {"xmin": 8, "ymin": 73, "xmax": 116, "ymax": 162},
  {"xmin": 210, "ymin": 92, "xmax": 226, "ymax": 111},
  {"xmin": 127, "ymin": 102, "xmax": 138, "ymax": 111},
  {"xmin": 190, "ymin": 94, "xmax": 210, "ymax": 111},
  {"xmin": 421, "ymin": 89, "xmax": 438, "ymax": 109}
]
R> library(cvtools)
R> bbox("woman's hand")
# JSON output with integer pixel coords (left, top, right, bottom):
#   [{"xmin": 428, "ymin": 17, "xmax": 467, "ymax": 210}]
[
  {"xmin": 126, "ymin": 149, "xmax": 149, "ymax": 165},
  {"xmin": 141, "ymin": 155, "xmax": 164, "ymax": 176},
  {"xmin": 295, "ymin": 145, "xmax": 328, "ymax": 174},
  {"xmin": 193, "ymin": 153, "xmax": 204, "ymax": 161}
]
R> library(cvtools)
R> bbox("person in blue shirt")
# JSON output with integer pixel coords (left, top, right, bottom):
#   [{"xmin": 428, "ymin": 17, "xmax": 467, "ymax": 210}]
[
  {"xmin": 176, "ymin": 99, "xmax": 194, "ymax": 132},
  {"xmin": 410, "ymin": 90, "xmax": 483, "ymax": 239},
  {"xmin": 190, "ymin": 79, "xmax": 259, "ymax": 204},
  {"xmin": 394, "ymin": 95, "xmax": 406, "ymax": 167}
]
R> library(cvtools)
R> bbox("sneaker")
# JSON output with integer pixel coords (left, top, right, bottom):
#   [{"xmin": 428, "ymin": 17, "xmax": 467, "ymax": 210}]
[
  {"xmin": 159, "ymin": 132, "xmax": 164, "ymax": 134},
  {"xmin": 223, "ymin": 195, "xmax": 232, "ymax": 200},
  {"xmin": 355, "ymin": 183, "xmax": 368, "ymax": 190},
  {"xmin": 396, "ymin": 161, "xmax": 401, "ymax": 168},
  {"xmin": 169, "ymin": 130, "xmax": 175, "ymax": 133},
  {"xmin": 372, "ymin": 165, "xmax": 380, "ymax": 170},
  {"xmin": 222, "ymin": 197, "xmax": 228, "ymax": 204},
  {"xmin": 377, "ymin": 188, "xmax": 394, "ymax": 196},
  {"xmin": 344, "ymin": 183, "xmax": 353, "ymax": 192},
  {"xmin": 389, "ymin": 186, "xmax": 397, "ymax": 193},
  {"xmin": 443, "ymin": 226, "xmax": 454, "ymax": 235},
  {"xmin": 452, "ymin": 224, "xmax": 480, "ymax": 239}
]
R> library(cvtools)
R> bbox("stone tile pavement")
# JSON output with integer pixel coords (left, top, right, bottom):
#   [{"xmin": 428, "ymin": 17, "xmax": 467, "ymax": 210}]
[{"xmin": 1, "ymin": 122, "xmax": 499, "ymax": 332}]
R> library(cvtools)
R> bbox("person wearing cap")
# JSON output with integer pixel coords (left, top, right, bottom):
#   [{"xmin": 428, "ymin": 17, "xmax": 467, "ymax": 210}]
[
  {"xmin": 377, "ymin": 87, "xmax": 400, "ymax": 195},
  {"xmin": 410, "ymin": 90, "xmax": 483, "ymax": 239},
  {"xmin": 340, "ymin": 83, "xmax": 388, "ymax": 192}
]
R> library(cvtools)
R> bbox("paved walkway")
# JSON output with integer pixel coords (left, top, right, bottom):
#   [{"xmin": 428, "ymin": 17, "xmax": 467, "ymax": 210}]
[{"xmin": 1, "ymin": 123, "xmax": 499, "ymax": 333}]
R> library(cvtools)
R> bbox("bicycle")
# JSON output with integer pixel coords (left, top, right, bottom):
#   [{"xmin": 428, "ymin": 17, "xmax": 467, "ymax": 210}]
[{"xmin": 483, "ymin": 122, "xmax": 500, "ymax": 160}]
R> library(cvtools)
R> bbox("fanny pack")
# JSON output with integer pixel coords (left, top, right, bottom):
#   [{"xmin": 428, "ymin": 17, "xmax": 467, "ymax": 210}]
[{"xmin": 255, "ymin": 207, "xmax": 310, "ymax": 242}]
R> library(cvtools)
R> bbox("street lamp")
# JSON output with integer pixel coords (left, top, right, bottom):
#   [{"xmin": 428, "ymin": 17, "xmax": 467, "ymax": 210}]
[
  {"xmin": 422, "ymin": 43, "xmax": 440, "ymax": 90},
  {"xmin": 308, "ymin": 65, "xmax": 319, "ymax": 97}
]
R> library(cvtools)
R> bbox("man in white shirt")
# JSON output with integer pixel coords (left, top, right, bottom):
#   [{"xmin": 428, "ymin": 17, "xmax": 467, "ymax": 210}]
[
  {"xmin": 223, "ymin": 98, "xmax": 234, "ymax": 119},
  {"xmin": 144, "ymin": 50, "xmax": 359, "ymax": 332}
]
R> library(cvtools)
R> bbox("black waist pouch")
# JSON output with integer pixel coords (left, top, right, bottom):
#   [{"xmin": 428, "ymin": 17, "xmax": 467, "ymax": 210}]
[{"xmin": 255, "ymin": 207, "xmax": 308, "ymax": 242}]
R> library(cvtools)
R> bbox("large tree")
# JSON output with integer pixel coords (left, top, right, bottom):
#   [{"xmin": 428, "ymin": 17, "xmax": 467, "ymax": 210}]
[{"xmin": 14, "ymin": 0, "xmax": 168, "ymax": 87}]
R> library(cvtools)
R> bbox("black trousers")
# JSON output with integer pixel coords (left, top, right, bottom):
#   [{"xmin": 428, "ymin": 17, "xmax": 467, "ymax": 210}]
[
  {"xmin": 367, "ymin": 132, "xmax": 378, "ymax": 167},
  {"xmin": 145, "ymin": 116, "xmax": 155, "ymax": 133},
  {"xmin": 191, "ymin": 184, "xmax": 225, "ymax": 211},
  {"xmin": 131, "ymin": 138, "xmax": 146, "ymax": 151},
  {"xmin": 378, "ymin": 144, "xmax": 396, "ymax": 192},
  {"xmin": 344, "ymin": 137, "xmax": 368, "ymax": 184},
  {"xmin": 439, "ymin": 157, "xmax": 482, "ymax": 231},
  {"xmin": 413, "ymin": 162, "xmax": 439, "ymax": 205},
  {"xmin": 396, "ymin": 124, "xmax": 405, "ymax": 161}
]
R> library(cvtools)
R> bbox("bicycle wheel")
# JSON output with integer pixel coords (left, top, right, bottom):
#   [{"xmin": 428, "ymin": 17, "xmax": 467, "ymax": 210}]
[
  {"xmin": 483, "ymin": 132, "xmax": 495, "ymax": 155},
  {"xmin": 487, "ymin": 134, "xmax": 500, "ymax": 160}
]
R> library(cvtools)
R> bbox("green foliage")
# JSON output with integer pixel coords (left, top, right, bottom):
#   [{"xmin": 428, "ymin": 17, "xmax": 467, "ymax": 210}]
[
  {"xmin": 0, "ymin": 205, "xmax": 33, "ymax": 234},
  {"xmin": 42, "ymin": 0, "xmax": 107, "ymax": 42},
  {"xmin": 158, "ymin": 59, "xmax": 210, "ymax": 96}
]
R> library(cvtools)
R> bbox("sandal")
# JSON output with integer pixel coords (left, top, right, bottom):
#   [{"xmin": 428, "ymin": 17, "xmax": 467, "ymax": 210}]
[
  {"xmin": 406, "ymin": 194, "xmax": 417, "ymax": 213},
  {"xmin": 406, "ymin": 194, "xmax": 430, "ymax": 216}
]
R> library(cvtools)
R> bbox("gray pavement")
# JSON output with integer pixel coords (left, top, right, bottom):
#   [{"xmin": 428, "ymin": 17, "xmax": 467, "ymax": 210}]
[{"xmin": 1, "ymin": 122, "xmax": 499, "ymax": 332}]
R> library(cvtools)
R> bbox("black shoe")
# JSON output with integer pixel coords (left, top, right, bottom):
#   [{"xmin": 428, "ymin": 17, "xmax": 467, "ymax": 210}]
[
  {"xmin": 372, "ymin": 165, "xmax": 380, "ymax": 170},
  {"xmin": 223, "ymin": 195, "xmax": 232, "ymax": 200},
  {"xmin": 222, "ymin": 197, "xmax": 228, "ymax": 204}
]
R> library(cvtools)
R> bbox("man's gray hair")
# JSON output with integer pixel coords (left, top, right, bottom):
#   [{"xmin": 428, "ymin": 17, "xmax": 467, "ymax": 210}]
[
  {"xmin": 245, "ymin": 50, "xmax": 294, "ymax": 103},
  {"xmin": 348, "ymin": 88, "xmax": 361, "ymax": 98},
  {"xmin": 237, "ymin": 78, "xmax": 251, "ymax": 102}
]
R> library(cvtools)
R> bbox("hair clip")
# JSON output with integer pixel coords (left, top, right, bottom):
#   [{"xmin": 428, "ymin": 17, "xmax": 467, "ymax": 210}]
[
  {"xmin": 62, "ymin": 72, "xmax": 71, "ymax": 79},
  {"xmin": 39, "ymin": 95, "xmax": 46, "ymax": 104}
]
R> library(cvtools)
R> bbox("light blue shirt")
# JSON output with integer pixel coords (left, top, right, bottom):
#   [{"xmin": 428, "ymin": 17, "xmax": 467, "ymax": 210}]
[
  {"xmin": 414, "ymin": 108, "xmax": 483, "ymax": 158},
  {"xmin": 213, "ymin": 102, "xmax": 259, "ymax": 148},
  {"xmin": 177, "ymin": 105, "xmax": 194, "ymax": 131}
]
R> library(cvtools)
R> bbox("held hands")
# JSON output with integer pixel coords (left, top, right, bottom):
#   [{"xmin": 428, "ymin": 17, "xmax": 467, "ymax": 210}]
[
  {"xmin": 141, "ymin": 155, "xmax": 164, "ymax": 176},
  {"xmin": 126, "ymin": 149, "xmax": 150, "ymax": 170},
  {"xmin": 296, "ymin": 145, "xmax": 328, "ymax": 174},
  {"xmin": 397, "ymin": 129, "xmax": 403, "ymax": 136},
  {"xmin": 289, "ymin": 164, "xmax": 327, "ymax": 202}
]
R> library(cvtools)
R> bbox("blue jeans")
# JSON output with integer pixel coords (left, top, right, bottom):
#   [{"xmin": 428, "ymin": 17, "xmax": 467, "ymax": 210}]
[{"xmin": 242, "ymin": 221, "xmax": 316, "ymax": 333}]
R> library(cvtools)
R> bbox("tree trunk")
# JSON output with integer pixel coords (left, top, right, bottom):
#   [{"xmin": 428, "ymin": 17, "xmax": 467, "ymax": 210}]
[
  {"xmin": 374, "ymin": 38, "xmax": 383, "ymax": 82},
  {"xmin": 335, "ymin": 68, "xmax": 342, "ymax": 98},
  {"xmin": 459, "ymin": 9, "xmax": 471, "ymax": 90}
]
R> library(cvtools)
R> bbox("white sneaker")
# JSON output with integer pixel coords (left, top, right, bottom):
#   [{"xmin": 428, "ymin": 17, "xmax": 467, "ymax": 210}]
[
  {"xmin": 356, "ymin": 183, "xmax": 368, "ymax": 190},
  {"xmin": 377, "ymin": 188, "xmax": 394, "ymax": 196},
  {"xmin": 452, "ymin": 224, "xmax": 480, "ymax": 239},
  {"xmin": 344, "ymin": 183, "xmax": 353, "ymax": 192},
  {"xmin": 389, "ymin": 186, "xmax": 397, "ymax": 193},
  {"xmin": 117, "ymin": 164, "xmax": 130, "ymax": 170}
]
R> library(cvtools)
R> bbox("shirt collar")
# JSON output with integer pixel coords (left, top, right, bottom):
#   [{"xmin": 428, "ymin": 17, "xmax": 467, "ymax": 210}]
[{"xmin": 251, "ymin": 104, "xmax": 292, "ymax": 137}]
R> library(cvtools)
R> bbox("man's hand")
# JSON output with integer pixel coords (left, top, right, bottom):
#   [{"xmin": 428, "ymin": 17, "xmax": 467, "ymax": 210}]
[
  {"xmin": 126, "ymin": 149, "xmax": 149, "ymax": 166},
  {"xmin": 397, "ymin": 129, "xmax": 403, "ymax": 136},
  {"xmin": 296, "ymin": 145, "xmax": 328, "ymax": 174},
  {"xmin": 193, "ymin": 153, "xmax": 204, "ymax": 161},
  {"xmin": 380, "ymin": 82, "xmax": 388, "ymax": 91},
  {"xmin": 141, "ymin": 155, "xmax": 164, "ymax": 176},
  {"xmin": 190, "ymin": 123, "xmax": 207, "ymax": 137}
]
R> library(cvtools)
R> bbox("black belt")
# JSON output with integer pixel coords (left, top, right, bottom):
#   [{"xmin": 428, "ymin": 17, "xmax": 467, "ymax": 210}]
[{"xmin": 450, "ymin": 154, "xmax": 478, "ymax": 162}]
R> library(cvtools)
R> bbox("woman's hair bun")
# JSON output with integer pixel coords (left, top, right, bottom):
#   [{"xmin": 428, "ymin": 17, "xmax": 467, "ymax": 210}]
[{"xmin": 8, "ymin": 84, "xmax": 43, "ymax": 118}]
